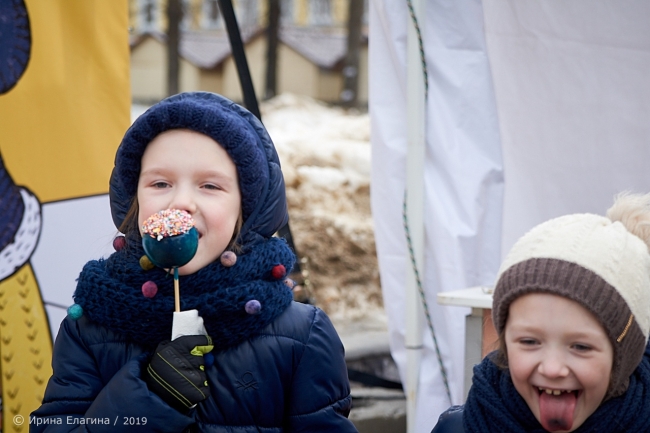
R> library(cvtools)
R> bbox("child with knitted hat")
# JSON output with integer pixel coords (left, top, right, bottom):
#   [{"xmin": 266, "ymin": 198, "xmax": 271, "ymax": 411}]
[
  {"xmin": 31, "ymin": 92, "xmax": 359, "ymax": 432},
  {"xmin": 432, "ymin": 192, "xmax": 650, "ymax": 433}
]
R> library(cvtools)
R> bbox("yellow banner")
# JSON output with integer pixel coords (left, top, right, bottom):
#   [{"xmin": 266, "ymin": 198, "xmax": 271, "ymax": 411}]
[
  {"xmin": 0, "ymin": 0, "xmax": 130, "ymax": 428},
  {"xmin": 0, "ymin": 0, "xmax": 130, "ymax": 203}
]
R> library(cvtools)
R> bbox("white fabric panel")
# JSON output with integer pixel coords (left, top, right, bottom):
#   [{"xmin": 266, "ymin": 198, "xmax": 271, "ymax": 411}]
[
  {"xmin": 31, "ymin": 195, "xmax": 116, "ymax": 338},
  {"xmin": 483, "ymin": 1, "xmax": 650, "ymax": 253},
  {"xmin": 369, "ymin": 0, "xmax": 504, "ymax": 429}
]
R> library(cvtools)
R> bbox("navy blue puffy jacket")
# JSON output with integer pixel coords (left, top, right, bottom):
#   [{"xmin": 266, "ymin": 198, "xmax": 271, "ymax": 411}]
[
  {"xmin": 431, "ymin": 406, "xmax": 465, "ymax": 433},
  {"xmin": 31, "ymin": 302, "xmax": 358, "ymax": 432}
]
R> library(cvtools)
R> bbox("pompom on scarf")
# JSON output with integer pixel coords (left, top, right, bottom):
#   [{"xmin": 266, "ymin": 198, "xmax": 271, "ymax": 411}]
[{"xmin": 74, "ymin": 234, "xmax": 295, "ymax": 351}]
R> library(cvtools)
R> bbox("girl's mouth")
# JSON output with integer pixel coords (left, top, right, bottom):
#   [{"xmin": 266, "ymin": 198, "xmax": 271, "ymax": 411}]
[
  {"xmin": 537, "ymin": 387, "xmax": 579, "ymax": 397},
  {"xmin": 537, "ymin": 387, "xmax": 580, "ymax": 432}
]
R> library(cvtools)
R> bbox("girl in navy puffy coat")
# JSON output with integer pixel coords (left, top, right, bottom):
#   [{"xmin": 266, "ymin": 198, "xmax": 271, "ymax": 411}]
[{"xmin": 31, "ymin": 92, "xmax": 359, "ymax": 432}]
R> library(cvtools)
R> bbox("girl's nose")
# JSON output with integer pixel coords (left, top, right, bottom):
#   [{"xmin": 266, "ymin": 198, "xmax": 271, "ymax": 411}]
[
  {"xmin": 538, "ymin": 351, "xmax": 570, "ymax": 378},
  {"xmin": 169, "ymin": 188, "xmax": 197, "ymax": 214}
]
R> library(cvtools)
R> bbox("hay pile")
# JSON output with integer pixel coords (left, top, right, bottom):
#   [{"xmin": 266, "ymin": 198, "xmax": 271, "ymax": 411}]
[{"xmin": 262, "ymin": 94, "xmax": 385, "ymax": 327}]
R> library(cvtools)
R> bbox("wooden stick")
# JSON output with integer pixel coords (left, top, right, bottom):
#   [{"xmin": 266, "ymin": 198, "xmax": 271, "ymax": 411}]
[{"xmin": 174, "ymin": 267, "xmax": 180, "ymax": 312}]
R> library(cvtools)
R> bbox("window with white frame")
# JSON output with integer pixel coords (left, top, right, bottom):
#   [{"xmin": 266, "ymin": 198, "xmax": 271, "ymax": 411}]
[
  {"xmin": 139, "ymin": 0, "xmax": 158, "ymax": 32},
  {"xmin": 180, "ymin": 0, "xmax": 193, "ymax": 30},
  {"xmin": 237, "ymin": 0, "xmax": 259, "ymax": 30},
  {"xmin": 280, "ymin": 0, "xmax": 294, "ymax": 26},
  {"xmin": 202, "ymin": 0, "xmax": 222, "ymax": 29},
  {"xmin": 309, "ymin": 0, "xmax": 331, "ymax": 26}
]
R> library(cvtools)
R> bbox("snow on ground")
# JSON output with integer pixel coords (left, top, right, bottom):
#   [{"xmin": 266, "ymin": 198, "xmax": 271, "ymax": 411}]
[
  {"xmin": 261, "ymin": 94, "xmax": 385, "ymax": 330},
  {"xmin": 133, "ymin": 94, "xmax": 386, "ymax": 330}
]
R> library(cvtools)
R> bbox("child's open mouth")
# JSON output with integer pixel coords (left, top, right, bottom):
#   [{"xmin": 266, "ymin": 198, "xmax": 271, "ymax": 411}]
[{"xmin": 537, "ymin": 387, "xmax": 580, "ymax": 432}]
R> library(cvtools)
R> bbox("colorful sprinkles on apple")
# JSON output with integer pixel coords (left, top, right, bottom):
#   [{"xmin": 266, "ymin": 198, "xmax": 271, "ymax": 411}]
[{"xmin": 142, "ymin": 209, "xmax": 195, "ymax": 240}]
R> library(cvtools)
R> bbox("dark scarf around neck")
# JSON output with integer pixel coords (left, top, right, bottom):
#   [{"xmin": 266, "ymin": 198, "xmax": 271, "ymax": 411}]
[
  {"xmin": 463, "ymin": 346, "xmax": 650, "ymax": 433},
  {"xmin": 74, "ymin": 235, "xmax": 295, "ymax": 351}
]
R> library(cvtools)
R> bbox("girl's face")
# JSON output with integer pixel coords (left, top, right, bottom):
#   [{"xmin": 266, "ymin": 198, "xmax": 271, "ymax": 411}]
[
  {"xmin": 137, "ymin": 129, "xmax": 241, "ymax": 275},
  {"xmin": 505, "ymin": 293, "xmax": 613, "ymax": 432}
]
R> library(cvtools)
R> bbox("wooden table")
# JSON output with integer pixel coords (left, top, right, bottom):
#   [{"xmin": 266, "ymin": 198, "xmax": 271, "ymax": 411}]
[{"xmin": 437, "ymin": 286, "xmax": 497, "ymax": 399}]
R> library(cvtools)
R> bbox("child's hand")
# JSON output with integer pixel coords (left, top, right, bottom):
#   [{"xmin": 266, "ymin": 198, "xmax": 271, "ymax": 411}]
[{"xmin": 145, "ymin": 334, "xmax": 214, "ymax": 411}]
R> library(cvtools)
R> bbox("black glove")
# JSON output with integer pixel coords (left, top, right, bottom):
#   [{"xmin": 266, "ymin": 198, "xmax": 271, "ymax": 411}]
[{"xmin": 145, "ymin": 334, "xmax": 214, "ymax": 411}]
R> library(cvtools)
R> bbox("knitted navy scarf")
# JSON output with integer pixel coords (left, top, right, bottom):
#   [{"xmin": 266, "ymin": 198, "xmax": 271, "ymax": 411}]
[
  {"xmin": 74, "ymin": 234, "xmax": 295, "ymax": 351},
  {"xmin": 463, "ymin": 344, "xmax": 650, "ymax": 433}
]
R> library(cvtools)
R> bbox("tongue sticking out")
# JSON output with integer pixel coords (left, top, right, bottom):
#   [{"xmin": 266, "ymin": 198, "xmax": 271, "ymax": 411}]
[{"xmin": 539, "ymin": 391, "xmax": 577, "ymax": 432}]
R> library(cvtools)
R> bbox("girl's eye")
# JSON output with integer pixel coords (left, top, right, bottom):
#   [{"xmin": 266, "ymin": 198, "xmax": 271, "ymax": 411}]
[
  {"xmin": 519, "ymin": 338, "xmax": 538, "ymax": 346},
  {"xmin": 203, "ymin": 184, "xmax": 221, "ymax": 191},
  {"xmin": 152, "ymin": 181, "xmax": 169, "ymax": 188},
  {"xmin": 572, "ymin": 343, "xmax": 591, "ymax": 352}
]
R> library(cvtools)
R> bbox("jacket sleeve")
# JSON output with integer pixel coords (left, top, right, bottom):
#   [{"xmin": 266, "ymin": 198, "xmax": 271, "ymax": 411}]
[
  {"xmin": 30, "ymin": 316, "xmax": 195, "ymax": 432},
  {"xmin": 285, "ymin": 308, "xmax": 359, "ymax": 432},
  {"xmin": 431, "ymin": 405, "xmax": 465, "ymax": 433}
]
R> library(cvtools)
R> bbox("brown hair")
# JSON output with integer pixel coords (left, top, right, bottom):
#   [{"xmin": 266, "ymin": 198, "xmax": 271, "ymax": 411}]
[
  {"xmin": 493, "ymin": 330, "xmax": 508, "ymax": 369},
  {"xmin": 118, "ymin": 197, "xmax": 140, "ymax": 237}
]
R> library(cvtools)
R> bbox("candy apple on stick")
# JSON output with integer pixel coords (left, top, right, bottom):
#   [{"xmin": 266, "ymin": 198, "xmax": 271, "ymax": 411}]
[{"xmin": 141, "ymin": 209, "xmax": 205, "ymax": 339}]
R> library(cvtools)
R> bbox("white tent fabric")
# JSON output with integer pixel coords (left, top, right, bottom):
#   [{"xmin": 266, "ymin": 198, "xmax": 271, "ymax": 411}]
[
  {"xmin": 369, "ymin": 0, "xmax": 504, "ymax": 430},
  {"xmin": 484, "ymin": 1, "xmax": 650, "ymax": 253},
  {"xmin": 370, "ymin": 0, "xmax": 650, "ymax": 431}
]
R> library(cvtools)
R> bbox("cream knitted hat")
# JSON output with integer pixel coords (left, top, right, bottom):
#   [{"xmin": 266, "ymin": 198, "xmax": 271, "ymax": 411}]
[{"xmin": 492, "ymin": 192, "xmax": 650, "ymax": 398}]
